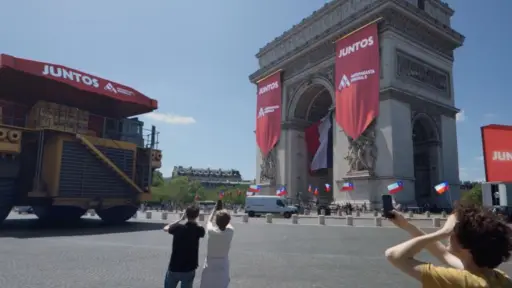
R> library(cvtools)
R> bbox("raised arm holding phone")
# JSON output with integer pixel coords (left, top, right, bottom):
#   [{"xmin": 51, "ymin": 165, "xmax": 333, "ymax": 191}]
[
  {"xmin": 163, "ymin": 206, "xmax": 205, "ymax": 288},
  {"xmin": 200, "ymin": 199, "xmax": 234, "ymax": 288},
  {"xmin": 384, "ymin": 202, "xmax": 512, "ymax": 287}
]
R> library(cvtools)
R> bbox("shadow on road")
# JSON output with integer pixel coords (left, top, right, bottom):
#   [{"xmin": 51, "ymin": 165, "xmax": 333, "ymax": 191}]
[{"xmin": 0, "ymin": 218, "xmax": 164, "ymax": 239}]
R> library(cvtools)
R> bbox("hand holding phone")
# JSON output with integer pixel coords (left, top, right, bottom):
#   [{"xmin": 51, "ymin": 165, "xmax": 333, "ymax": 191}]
[{"xmin": 382, "ymin": 194, "xmax": 395, "ymax": 219}]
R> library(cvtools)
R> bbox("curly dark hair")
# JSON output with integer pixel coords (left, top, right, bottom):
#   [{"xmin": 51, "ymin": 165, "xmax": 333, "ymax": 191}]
[{"xmin": 454, "ymin": 205, "xmax": 512, "ymax": 269}]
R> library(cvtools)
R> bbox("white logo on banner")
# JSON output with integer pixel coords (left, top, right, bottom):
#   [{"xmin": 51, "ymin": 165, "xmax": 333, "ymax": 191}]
[
  {"xmin": 338, "ymin": 70, "xmax": 376, "ymax": 91},
  {"xmin": 258, "ymin": 105, "xmax": 279, "ymax": 119},
  {"xmin": 104, "ymin": 82, "xmax": 135, "ymax": 96},
  {"xmin": 338, "ymin": 75, "xmax": 351, "ymax": 90}
]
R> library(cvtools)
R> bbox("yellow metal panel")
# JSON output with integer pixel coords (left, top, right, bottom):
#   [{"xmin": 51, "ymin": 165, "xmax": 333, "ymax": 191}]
[
  {"xmin": 82, "ymin": 135, "xmax": 137, "ymax": 180},
  {"xmin": 0, "ymin": 127, "xmax": 22, "ymax": 154},
  {"xmin": 151, "ymin": 149, "xmax": 162, "ymax": 169},
  {"xmin": 41, "ymin": 136, "xmax": 62, "ymax": 197},
  {"xmin": 76, "ymin": 134, "xmax": 143, "ymax": 194},
  {"xmin": 139, "ymin": 193, "xmax": 152, "ymax": 202},
  {"xmin": 84, "ymin": 135, "xmax": 137, "ymax": 151}
]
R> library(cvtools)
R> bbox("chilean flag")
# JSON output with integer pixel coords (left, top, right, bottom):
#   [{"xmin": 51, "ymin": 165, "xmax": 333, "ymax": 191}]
[
  {"xmin": 246, "ymin": 191, "xmax": 255, "ymax": 196},
  {"xmin": 387, "ymin": 181, "xmax": 404, "ymax": 194},
  {"xmin": 219, "ymin": 191, "xmax": 225, "ymax": 199},
  {"xmin": 248, "ymin": 185, "xmax": 260, "ymax": 193},
  {"xmin": 276, "ymin": 186, "xmax": 287, "ymax": 197},
  {"xmin": 308, "ymin": 185, "xmax": 312, "ymax": 193},
  {"xmin": 434, "ymin": 182, "xmax": 449, "ymax": 195},
  {"xmin": 324, "ymin": 183, "xmax": 331, "ymax": 192},
  {"xmin": 314, "ymin": 187, "xmax": 319, "ymax": 196},
  {"xmin": 305, "ymin": 111, "xmax": 333, "ymax": 172},
  {"xmin": 341, "ymin": 182, "xmax": 354, "ymax": 191}
]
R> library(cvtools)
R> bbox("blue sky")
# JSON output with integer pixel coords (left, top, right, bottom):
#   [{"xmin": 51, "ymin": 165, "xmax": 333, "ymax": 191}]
[{"xmin": 0, "ymin": 0, "xmax": 509, "ymax": 182}]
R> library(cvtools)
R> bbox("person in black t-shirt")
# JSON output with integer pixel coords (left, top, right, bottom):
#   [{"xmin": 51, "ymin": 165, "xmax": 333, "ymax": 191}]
[{"xmin": 163, "ymin": 205, "xmax": 205, "ymax": 288}]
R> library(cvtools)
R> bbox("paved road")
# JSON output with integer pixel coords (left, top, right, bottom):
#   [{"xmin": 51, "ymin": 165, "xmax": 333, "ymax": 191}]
[{"xmin": 1, "ymin": 213, "xmax": 511, "ymax": 288}]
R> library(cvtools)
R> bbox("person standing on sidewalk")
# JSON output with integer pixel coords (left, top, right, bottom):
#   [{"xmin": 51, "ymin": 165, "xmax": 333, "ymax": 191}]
[
  {"xmin": 163, "ymin": 205, "xmax": 205, "ymax": 288},
  {"xmin": 200, "ymin": 200, "xmax": 234, "ymax": 288}
]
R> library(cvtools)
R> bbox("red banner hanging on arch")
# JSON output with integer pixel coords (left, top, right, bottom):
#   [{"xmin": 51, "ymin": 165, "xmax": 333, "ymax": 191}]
[
  {"xmin": 335, "ymin": 23, "xmax": 380, "ymax": 140},
  {"xmin": 256, "ymin": 71, "xmax": 282, "ymax": 157}
]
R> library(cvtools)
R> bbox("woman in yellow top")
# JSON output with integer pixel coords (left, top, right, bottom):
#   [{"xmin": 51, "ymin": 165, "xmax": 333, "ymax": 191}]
[{"xmin": 385, "ymin": 205, "xmax": 512, "ymax": 287}]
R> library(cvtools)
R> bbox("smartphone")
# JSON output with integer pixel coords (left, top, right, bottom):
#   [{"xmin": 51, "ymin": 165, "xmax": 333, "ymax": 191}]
[
  {"xmin": 382, "ymin": 194, "xmax": 394, "ymax": 218},
  {"xmin": 216, "ymin": 200, "xmax": 223, "ymax": 210}
]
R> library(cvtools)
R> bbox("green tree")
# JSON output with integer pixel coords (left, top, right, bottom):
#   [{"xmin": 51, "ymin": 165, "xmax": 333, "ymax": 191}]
[
  {"xmin": 461, "ymin": 183, "xmax": 482, "ymax": 206},
  {"xmin": 152, "ymin": 170, "xmax": 165, "ymax": 187}
]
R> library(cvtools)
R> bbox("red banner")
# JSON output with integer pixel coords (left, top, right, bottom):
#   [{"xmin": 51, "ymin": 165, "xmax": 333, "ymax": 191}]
[
  {"xmin": 481, "ymin": 125, "xmax": 512, "ymax": 182},
  {"xmin": 256, "ymin": 71, "xmax": 282, "ymax": 157},
  {"xmin": 0, "ymin": 54, "xmax": 156, "ymax": 109},
  {"xmin": 335, "ymin": 23, "xmax": 380, "ymax": 140}
]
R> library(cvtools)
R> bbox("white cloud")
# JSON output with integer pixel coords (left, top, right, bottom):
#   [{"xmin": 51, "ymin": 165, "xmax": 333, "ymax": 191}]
[
  {"xmin": 144, "ymin": 112, "xmax": 196, "ymax": 125},
  {"xmin": 456, "ymin": 110, "xmax": 466, "ymax": 122}
]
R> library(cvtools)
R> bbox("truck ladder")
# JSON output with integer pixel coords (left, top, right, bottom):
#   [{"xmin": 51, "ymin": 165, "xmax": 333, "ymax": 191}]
[{"xmin": 75, "ymin": 134, "xmax": 144, "ymax": 194}]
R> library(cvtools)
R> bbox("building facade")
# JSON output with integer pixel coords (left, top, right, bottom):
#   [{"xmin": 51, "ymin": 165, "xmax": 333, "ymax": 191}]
[
  {"xmin": 249, "ymin": 0, "xmax": 465, "ymax": 208},
  {"xmin": 171, "ymin": 166, "xmax": 250, "ymax": 188}
]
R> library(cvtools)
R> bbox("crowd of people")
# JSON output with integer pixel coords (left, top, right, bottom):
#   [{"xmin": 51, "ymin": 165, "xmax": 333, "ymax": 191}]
[{"xmin": 162, "ymin": 200, "xmax": 512, "ymax": 287}]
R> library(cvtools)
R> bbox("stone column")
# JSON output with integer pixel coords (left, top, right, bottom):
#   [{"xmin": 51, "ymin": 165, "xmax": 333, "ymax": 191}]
[
  {"xmin": 282, "ymin": 121, "xmax": 309, "ymax": 203},
  {"xmin": 439, "ymin": 114, "xmax": 460, "ymax": 207}
]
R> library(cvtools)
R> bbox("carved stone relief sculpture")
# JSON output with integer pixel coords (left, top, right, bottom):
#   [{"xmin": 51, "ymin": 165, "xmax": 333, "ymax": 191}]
[
  {"xmin": 344, "ymin": 122, "xmax": 378, "ymax": 176},
  {"xmin": 396, "ymin": 50, "xmax": 450, "ymax": 95},
  {"xmin": 260, "ymin": 148, "xmax": 277, "ymax": 184}
]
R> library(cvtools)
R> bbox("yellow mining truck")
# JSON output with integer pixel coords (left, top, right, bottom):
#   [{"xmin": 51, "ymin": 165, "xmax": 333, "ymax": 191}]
[{"xmin": 0, "ymin": 53, "xmax": 162, "ymax": 224}]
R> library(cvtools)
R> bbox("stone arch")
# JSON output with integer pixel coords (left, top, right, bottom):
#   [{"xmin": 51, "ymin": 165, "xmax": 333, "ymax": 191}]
[
  {"xmin": 286, "ymin": 76, "xmax": 334, "ymax": 205},
  {"xmin": 411, "ymin": 113, "xmax": 440, "ymax": 143},
  {"xmin": 411, "ymin": 112, "xmax": 441, "ymax": 206},
  {"xmin": 287, "ymin": 76, "xmax": 334, "ymax": 121}
]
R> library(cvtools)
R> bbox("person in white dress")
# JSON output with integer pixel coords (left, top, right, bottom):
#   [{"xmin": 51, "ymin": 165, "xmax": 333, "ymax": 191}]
[{"xmin": 200, "ymin": 205, "xmax": 234, "ymax": 288}]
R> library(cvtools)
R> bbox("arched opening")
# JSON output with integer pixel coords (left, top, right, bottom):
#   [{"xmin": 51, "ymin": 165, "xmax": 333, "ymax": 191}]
[
  {"xmin": 412, "ymin": 114, "xmax": 440, "ymax": 207},
  {"xmin": 293, "ymin": 82, "xmax": 333, "ymax": 206}
]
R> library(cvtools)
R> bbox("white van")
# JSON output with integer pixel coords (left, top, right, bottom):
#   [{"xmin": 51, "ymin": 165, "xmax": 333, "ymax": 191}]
[{"xmin": 245, "ymin": 195, "xmax": 298, "ymax": 218}]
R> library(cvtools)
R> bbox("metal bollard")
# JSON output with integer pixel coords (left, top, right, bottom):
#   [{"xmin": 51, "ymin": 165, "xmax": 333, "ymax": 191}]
[
  {"xmin": 346, "ymin": 216, "xmax": 354, "ymax": 226},
  {"xmin": 441, "ymin": 211, "xmax": 447, "ymax": 218},
  {"xmin": 292, "ymin": 214, "xmax": 298, "ymax": 224},
  {"xmin": 318, "ymin": 215, "xmax": 325, "ymax": 225},
  {"xmin": 242, "ymin": 214, "xmax": 249, "ymax": 223},
  {"xmin": 320, "ymin": 209, "xmax": 326, "ymax": 216},
  {"xmin": 199, "ymin": 214, "xmax": 205, "ymax": 221},
  {"xmin": 375, "ymin": 217, "xmax": 382, "ymax": 227},
  {"xmin": 146, "ymin": 211, "xmax": 152, "ymax": 219},
  {"xmin": 426, "ymin": 211, "xmax": 431, "ymax": 218},
  {"xmin": 373, "ymin": 210, "xmax": 378, "ymax": 217},
  {"xmin": 266, "ymin": 213, "xmax": 272, "ymax": 223},
  {"xmin": 356, "ymin": 210, "xmax": 360, "ymax": 217},
  {"xmin": 162, "ymin": 212, "xmax": 168, "ymax": 220},
  {"xmin": 433, "ymin": 217, "xmax": 441, "ymax": 228},
  {"xmin": 408, "ymin": 211, "xmax": 414, "ymax": 218}
]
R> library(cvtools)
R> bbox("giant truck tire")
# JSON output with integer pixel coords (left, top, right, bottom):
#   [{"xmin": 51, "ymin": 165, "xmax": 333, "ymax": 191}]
[
  {"xmin": 0, "ymin": 178, "xmax": 16, "ymax": 225},
  {"xmin": 95, "ymin": 205, "xmax": 137, "ymax": 224},
  {"xmin": 33, "ymin": 206, "xmax": 87, "ymax": 222}
]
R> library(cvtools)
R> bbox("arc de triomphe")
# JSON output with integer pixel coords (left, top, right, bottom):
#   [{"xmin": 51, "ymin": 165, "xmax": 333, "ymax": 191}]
[{"xmin": 250, "ymin": 0, "xmax": 464, "ymax": 209}]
